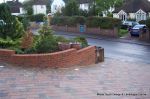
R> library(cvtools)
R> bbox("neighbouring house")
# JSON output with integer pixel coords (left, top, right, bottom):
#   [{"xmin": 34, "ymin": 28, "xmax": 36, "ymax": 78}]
[
  {"xmin": 51, "ymin": 0, "xmax": 65, "ymax": 14},
  {"xmin": 77, "ymin": 0, "xmax": 92, "ymax": 11},
  {"xmin": 32, "ymin": 0, "xmax": 47, "ymax": 15},
  {"xmin": 7, "ymin": 0, "xmax": 25, "ymax": 16},
  {"xmin": 113, "ymin": 0, "xmax": 150, "ymax": 22}
]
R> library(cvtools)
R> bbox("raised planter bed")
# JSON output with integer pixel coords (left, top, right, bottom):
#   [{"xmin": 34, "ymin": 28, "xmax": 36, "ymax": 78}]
[{"xmin": 0, "ymin": 46, "xmax": 96, "ymax": 68}]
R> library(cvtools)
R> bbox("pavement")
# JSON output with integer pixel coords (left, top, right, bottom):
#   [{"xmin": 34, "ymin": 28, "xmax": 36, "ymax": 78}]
[
  {"xmin": 54, "ymin": 31, "xmax": 150, "ymax": 46},
  {"xmin": 0, "ymin": 58, "xmax": 150, "ymax": 99}
]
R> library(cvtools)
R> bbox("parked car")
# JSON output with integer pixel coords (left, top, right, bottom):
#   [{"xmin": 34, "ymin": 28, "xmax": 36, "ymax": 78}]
[
  {"xmin": 130, "ymin": 24, "xmax": 147, "ymax": 36},
  {"xmin": 121, "ymin": 21, "xmax": 139, "ymax": 29}
]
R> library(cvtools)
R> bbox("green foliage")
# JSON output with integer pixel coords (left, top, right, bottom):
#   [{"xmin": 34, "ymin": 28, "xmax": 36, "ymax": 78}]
[
  {"xmin": 139, "ymin": 20, "xmax": 146, "ymax": 24},
  {"xmin": 0, "ymin": 3, "xmax": 25, "ymax": 40},
  {"xmin": 73, "ymin": 36, "xmax": 88, "ymax": 48},
  {"xmin": 30, "ymin": 20, "xmax": 59, "ymax": 53},
  {"xmin": 86, "ymin": 16, "xmax": 100, "ymax": 27},
  {"xmin": 17, "ymin": 16, "xmax": 30, "ymax": 30},
  {"xmin": 55, "ymin": 36, "xmax": 70, "ymax": 43},
  {"xmin": 99, "ymin": 17, "xmax": 121, "ymax": 29},
  {"xmin": 28, "ymin": 14, "xmax": 45, "ymax": 22},
  {"xmin": 51, "ymin": 16, "xmax": 121, "ymax": 29},
  {"xmin": 67, "ymin": 16, "xmax": 86, "ymax": 26},
  {"xmin": 145, "ymin": 19, "xmax": 150, "ymax": 30},
  {"xmin": 0, "ymin": 3, "xmax": 14, "ymax": 39},
  {"xmin": 38, "ymin": 24, "xmax": 53, "ymax": 36},
  {"xmin": 79, "ymin": 9, "xmax": 89, "ymax": 17},
  {"xmin": 51, "ymin": 16, "xmax": 85, "ymax": 26},
  {"xmin": 22, "ymin": 0, "xmax": 34, "ymax": 15},
  {"xmin": 128, "ymin": 18, "xmax": 136, "ymax": 21},
  {"xmin": 12, "ymin": 17, "xmax": 25, "ymax": 39},
  {"xmin": 96, "ymin": 0, "xmax": 123, "ymax": 13},
  {"xmin": 0, "ymin": 37, "xmax": 20, "ymax": 48},
  {"xmin": 118, "ymin": 29, "xmax": 128, "ymax": 37},
  {"xmin": 62, "ymin": 0, "xmax": 79, "ymax": 16},
  {"xmin": 86, "ymin": 16, "xmax": 121, "ymax": 28},
  {"xmin": 34, "ymin": 35, "xmax": 59, "ymax": 53}
]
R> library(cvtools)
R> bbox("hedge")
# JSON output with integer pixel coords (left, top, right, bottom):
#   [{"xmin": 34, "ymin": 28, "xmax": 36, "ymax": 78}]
[
  {"xmin": 139, "ymin": 19, "xmax": 150, "ymax": 30},
  {"xmin": 51, "ymin": 16, "xmax": 121, "ymax": 29},
  {"xmin": 51, "ymin": 16, "xmax": 85, "ymax": 26},
  {"xmin": 28, "ymin": 14, "xmax": 45, "ymax": 22}
]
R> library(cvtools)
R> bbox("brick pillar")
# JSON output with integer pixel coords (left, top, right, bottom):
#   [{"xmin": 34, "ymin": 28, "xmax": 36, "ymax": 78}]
[
  {"xmin": 146, "ymin": 30, "xmax": 150, "ymax": 41},
  {"xmin": 95, "ymin": 47, "xmax": 104, "ymax": 63},
  {"xmin": 113, "ymin": 27, "xmax": 119, "ymax": 38}
]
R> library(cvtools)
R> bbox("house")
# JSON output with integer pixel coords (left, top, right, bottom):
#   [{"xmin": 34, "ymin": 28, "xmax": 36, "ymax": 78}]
[
  {"xmin": 51, "ymin": 0, "xmax": 65, "ymax": 14},
  {"xmin": 32, "ymin": 0, "xmax": 47, "ymax": 15},
  {"xmin": 77, "ymin": 0, "xmax": 92, "ymax": 11},
  {"xmin": 113, "ymin": 0, "xmax": 150, "ymax": 22},
  {"xmin": 7, "ymin": 0, "xmax": 25, "ymax": 16}
]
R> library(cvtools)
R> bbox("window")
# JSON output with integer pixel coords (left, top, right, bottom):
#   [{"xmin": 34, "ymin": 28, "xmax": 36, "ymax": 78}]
[
  {"xmin": 136, "ymin": 9, "xmax": 146, "ymax": 22},
  {"xmin": 118, "ymin": 10, "xmax": 127, "ymax": 21}
]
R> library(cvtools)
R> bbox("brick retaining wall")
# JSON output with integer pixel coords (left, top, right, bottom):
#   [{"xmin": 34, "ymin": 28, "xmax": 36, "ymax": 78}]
[{"xmin": 0, "ymin": 46, "xmax": 96, "ymax": 68}]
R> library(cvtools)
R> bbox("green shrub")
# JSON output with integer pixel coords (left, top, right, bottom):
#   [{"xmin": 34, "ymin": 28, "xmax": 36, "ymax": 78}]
[
  {"xmin": 55, "ymin": 36, "xmax": 70, "ymax": 43},
  {"xmin": 51, "ymin": 16, "xmax": 68, "ymax": 26},
  {"xmin": 86, "ymin": 16, "xmax": 100, "ymax": 28},
  {"xmin": 51, "ymin": 16, "xmax": 85, "ymax": 26},
  {"xmin": 51, "ymin": 16, "xmax": 121, "ymax": 29},
  {"xmin": 9, "ymin": 47, "xmax": 24, "ymax": 54},
  {"xmin": 118, "ymin": 29, "xmax": 128, "ymax": 37},
  {"xmin": 139, "ymin": 20, "xmax": 146, "ymax": 24},
  {"xmin": 145, "ymin": 18, "xmax": 150, "ymax": 30},
  {"xmin": 34, "ymin": 36, "xmax": 59, "ymax": 53},
  {"xmin": 17, "ymin": 16, "xmax": 29, "ymax": 30},
  {"xmin": 65, "ymin": 16, "xmax": 84, "ymax": 26},
  {"xmin": 28, "ymin": 14, "xmax": 45, "ymax": 22},
  {"xmin": 73, "ymin": 36, "xmax": 88, "ymax": 48},
  {"xmin": 0, "ymin": 38, "xmax": 20, "ymax": 48},
  {"xmin": 100, "ymin": 17, "xmax": 121, "ymax": 29},
  {"xmin": 86, "ymin": 17, "xmax": 121, "ymax": 29}
]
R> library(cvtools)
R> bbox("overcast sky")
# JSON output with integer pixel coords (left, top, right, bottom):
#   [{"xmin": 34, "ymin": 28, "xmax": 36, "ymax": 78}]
[
  {"xmin": 0, "ymin": 0, "xmax": 25, "ymax": 3},
  {"xmin": 0, "ymin": 0, "xmax": 150, "ymax": 3}
]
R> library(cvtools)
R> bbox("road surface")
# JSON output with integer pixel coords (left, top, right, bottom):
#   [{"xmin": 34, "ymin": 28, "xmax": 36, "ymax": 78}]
[{"xmin": 54, "ymin": 32, "xmax": 150, "ymax": 64}]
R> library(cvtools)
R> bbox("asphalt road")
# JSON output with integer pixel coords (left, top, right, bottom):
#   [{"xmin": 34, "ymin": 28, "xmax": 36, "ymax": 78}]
[{"xmin": 54, "ymin": 32, "xmax": 150, "ymax": 64}]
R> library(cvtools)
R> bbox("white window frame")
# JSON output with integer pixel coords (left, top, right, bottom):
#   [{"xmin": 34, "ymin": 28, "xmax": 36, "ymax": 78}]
[
  {"xmin": 135, "ymin": 9, "xmax": 146, "ymax": 22},
  {"xmin": 117, "ymin": 10, "xmax": 127, "ymax": 21}
]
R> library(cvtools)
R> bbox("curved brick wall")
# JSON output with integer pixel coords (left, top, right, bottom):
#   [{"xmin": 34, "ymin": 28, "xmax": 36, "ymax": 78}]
[{"xmin": 0, "ymin": 46, "xmax": 96, "ymax": 68}]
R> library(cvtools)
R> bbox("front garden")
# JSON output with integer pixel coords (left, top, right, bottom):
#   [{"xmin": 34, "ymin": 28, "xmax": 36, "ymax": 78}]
[{"xmin": 0, "ymin": 3, "xmax": 89, "ymax": 54}]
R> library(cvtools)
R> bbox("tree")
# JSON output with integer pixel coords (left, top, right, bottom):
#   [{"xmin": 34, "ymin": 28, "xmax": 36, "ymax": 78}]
[
  {"xmin": 23, "ymin": 0, "xmax": 53, "ymax": 15},
  {"xmin": 96, "ymin": 0, "xmax": 123, "ymax": 15},
  {"xmin": 62, "ymin": 0, "xmax": 79, "ymax": 16},
  {"xmin": 12, "ymin": 17, "xmax": 25, "ymax": 39},
  {"xmin": 0, "ymin": 3, "xmax": 25, "ymax": 39},
  {"xmin": 22, "ymin": 0, "xmax": 34, "ymax": 15},
  {"xmin": 0, "ymin": 3, "xmax": 14, "ymax": 39},
  {"xmin": 46, "ymin": 0, "xmax": 53, "ymax": 13}
]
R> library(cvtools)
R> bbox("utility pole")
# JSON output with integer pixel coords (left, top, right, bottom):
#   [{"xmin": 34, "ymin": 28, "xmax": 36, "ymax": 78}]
[{"xmin": 3, "ymin": 0, "xmax": 5, "ymax": 3}]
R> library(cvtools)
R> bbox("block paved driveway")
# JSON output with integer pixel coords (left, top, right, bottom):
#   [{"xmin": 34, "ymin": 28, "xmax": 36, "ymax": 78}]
[{"xmin": 0, "ymin": 58, "xmax": 150, "ymax": 99}]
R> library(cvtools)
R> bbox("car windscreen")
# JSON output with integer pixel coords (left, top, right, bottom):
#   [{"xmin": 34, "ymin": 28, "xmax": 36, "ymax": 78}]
[{"xmin": 133, "ymin": 25, "xmax": 144, "ymax": 28}]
